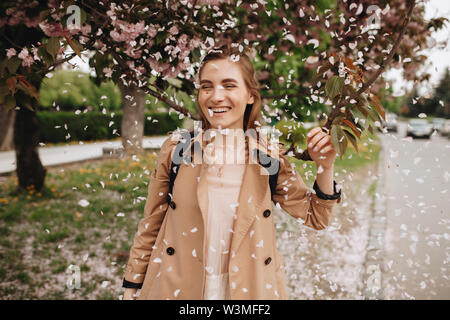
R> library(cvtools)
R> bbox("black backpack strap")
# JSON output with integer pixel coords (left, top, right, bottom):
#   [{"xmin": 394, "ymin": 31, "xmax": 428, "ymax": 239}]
[
  {"xmin": 167, "ymin": 130, "xmax": 195, "ymax": 203},
  {"xmin": 254, "ymin": 149, "xmax": 280, "ymax": 201}
]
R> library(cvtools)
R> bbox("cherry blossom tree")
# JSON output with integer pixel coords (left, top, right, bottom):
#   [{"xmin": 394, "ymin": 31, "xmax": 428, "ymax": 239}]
[{"xmin": 0, "ymin": 0, "xmax": 446, "ymax": 191}]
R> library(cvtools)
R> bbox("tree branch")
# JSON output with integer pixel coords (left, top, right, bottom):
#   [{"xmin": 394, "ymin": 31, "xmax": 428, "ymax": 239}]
[{"xmin": 288, "ymin": 0, "xmax": 416, "ymax": 161}]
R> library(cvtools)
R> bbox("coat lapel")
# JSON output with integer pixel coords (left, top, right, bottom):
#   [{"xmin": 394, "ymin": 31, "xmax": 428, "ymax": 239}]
[{"xmin": 181, "ymin": 129, "xmax": 276, "ymax": 255}]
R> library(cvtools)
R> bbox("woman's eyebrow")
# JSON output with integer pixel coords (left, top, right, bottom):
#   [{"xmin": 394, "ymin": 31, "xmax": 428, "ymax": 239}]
[{"xmin": 200, "ymin": 78, "xmax": 238, "ymax": 84}]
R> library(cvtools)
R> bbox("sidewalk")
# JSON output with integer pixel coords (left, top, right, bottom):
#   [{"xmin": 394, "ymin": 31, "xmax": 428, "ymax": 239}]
[{"xmin": 0, "ymin": 136, "xmax": 167, "ymax": 175}]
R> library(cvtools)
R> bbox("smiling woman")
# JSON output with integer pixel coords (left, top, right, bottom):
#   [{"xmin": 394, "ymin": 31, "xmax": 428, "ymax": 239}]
[{"xmin": 122, "ymin": 43, "xmax": 342, "ymax": 301}]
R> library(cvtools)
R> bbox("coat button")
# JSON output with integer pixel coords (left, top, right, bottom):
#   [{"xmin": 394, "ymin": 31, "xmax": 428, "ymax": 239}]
[
  {"xmin": 264, "ymin": 257, "xmax": 272, "ymax": 265},
  {"xmin": 166, "ymin": 247, "xmax": 175, "ymax": 255},
  {"xmin": 169, "ymin": 200, "xmax": 176, "ymax": 209},
  {"xmin": 263, "ymin": 209, "xmax": 271, "ymax": 218}
]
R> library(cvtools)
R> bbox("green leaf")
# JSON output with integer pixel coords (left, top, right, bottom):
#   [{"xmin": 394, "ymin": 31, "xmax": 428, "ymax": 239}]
[
  {"xmin": 325, "ymin": 75, "xmax": 344, "ymax": 99},
  {"xmin": 0, "ymin": 58, "xmax": 8, "ymax": 77},
  {"xmin": 39, "ymin": 9, "xmax": 51, "ymax": 22},
  {"xmin": 369, "ymin": 94, "xmax": 386, "ymax": 121},
  {"xmin": 331, "ymin": 125, "xmax": 348, "ymax": 159},
  {"xmin": 38, "ymin": 46, "xmax": 54, "ymax": 66},
  {"xmin": 343, "ymin": 129, "xmax": 359, "ymax": 152},
  {"xmin": 46, "ymin": 37, "xmax": 61, "ymax": 59},
  {"xmin": 192, "ymin": 48, "xmax": 201, "ymax": 62},
  {"xmin": 6, "ymin": 76, "xmax": 17, "ymax": 94},
  {"xmin": 6, "ymin": 57, "xmax": 21, "ymax": 74},
  {"xmin": 155, "ymin": 32, "xmax": 167, "ymax": 45},
  {"xmin": 66, "ymin": 37, "xmax": 83, "ymax": 58},
  {"xmin": 16, "ymin": 80, "xmax": 39, "ymax": 101},
  {"xmin": 4, "ymin": 94, "xmax": 16, "ymax": 111}
]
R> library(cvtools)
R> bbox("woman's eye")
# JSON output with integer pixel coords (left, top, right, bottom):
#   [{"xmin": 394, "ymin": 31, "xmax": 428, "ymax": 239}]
[{"xmin": 201, "ymin": 85, "xmax": 235, "ymax": 89}]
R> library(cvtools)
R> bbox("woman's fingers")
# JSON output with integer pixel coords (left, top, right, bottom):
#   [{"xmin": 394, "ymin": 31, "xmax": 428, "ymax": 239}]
[
  {"xmin": 307, "ymin": 129, "xmax": 328, "ymax": 151},
  {"xmin": 318, "ymin": 144, "xmax": 334, "ymax": 154},
  {"xmin": 307, "ymin": 127, "xmax": 322, "ymax": 138},
  {"xmin": 312, "ymin": 135, "xmax": 330, "ymax": 152}
]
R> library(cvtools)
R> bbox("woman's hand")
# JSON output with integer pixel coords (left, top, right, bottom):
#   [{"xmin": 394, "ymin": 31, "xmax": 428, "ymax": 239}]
[
  {"xmin": 123, "ymin": 288, "xmax": 138, "ymax": 300},
  {"xmin": 306, "ymin": 127, "xmax": 337, "ymax": 170}
]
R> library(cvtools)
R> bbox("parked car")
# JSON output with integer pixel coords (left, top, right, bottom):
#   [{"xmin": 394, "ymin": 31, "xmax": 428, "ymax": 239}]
[
  {"xmin": 377, "ymin": 112, "xmax": 398, "ymax": 133},
  {"xmin": 384, "ymin": 113, "xmax": 398, "ymax": 132},
  {"xmin": 441, "ymin": 119, "xmax": 450, "ymax": 137},
  {"xmin": 431, "ymin": 118, "xmax": 446, "ymax": 134},
  {"xmin": 406, "ymin": 119, "xmax": 433, "ymax": 139}
]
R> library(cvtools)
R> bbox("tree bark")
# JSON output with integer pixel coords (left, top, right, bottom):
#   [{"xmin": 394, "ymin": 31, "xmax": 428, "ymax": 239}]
[
  {"xmin": 14, "ymin": 105, "xmax": 46, "ymax": 192},
  {"xmin": 0, "ymin": 106, "xmax": 15, "ymax": 151},
  {"xmin": 118, "ymin": 81, "xmax": 146, "ymax": 155}
]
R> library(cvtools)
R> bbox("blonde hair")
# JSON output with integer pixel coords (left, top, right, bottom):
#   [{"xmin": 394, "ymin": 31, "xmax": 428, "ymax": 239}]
[{"xmin": 195, "ymin": 44, "xmax": 262, "ymax": 132}]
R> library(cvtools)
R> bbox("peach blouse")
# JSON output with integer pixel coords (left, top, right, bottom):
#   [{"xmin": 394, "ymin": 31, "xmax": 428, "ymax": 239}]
[{"xmin": 202, "ymin": 131, "xmax": 246, "ymax": 300}]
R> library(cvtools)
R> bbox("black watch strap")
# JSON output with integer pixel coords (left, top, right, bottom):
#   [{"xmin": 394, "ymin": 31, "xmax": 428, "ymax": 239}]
[
  {"xmin": 313, "ymin": 180, "xmax": 341, "ymax": 200},
  {"xmin": 123, "ymin": 278, "xmax": 143, "ymax": 289}
]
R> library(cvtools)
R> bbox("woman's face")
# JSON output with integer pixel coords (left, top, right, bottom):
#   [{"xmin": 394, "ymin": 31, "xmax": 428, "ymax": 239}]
[{"xmin": 198, "ymin": 58, "xmax": 254, "ymax": 130}]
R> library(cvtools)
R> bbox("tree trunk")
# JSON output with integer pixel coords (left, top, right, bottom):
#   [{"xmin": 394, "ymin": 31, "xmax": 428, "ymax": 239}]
[
  {"xmin": 14, "ymin": 105, "xmax": 46, "ymax": 192},
  {"xmin": 118, "ymin": 82, "xmax": 146, "ymax": 154},
  {"xmin": 0, "ymin": 106, "xmax": 15, "ymax": 151}
]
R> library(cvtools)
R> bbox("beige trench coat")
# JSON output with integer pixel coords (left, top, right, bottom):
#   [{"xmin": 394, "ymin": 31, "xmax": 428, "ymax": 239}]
[{"xmin": 123, "ymin": 130, "xmax": 341, "ymax": 300}]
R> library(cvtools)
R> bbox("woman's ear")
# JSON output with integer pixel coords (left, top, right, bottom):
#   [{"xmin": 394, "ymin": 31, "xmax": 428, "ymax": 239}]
[{"xmin": 247, "ymin": 94, "xmax": 255, "ymax": 105}]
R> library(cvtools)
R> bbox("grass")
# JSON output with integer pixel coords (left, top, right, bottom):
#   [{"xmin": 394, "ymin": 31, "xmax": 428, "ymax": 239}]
[
  {"xmin": 0, "ymin": 130, "xmax": 380, "ymax": 299},
  {"xmin": 0, "ymin": 151, "xmax": 159, "ymax": 299}
]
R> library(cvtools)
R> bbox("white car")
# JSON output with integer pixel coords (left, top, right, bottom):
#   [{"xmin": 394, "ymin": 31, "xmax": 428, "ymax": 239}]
[{"xmin": 406, "ymin": 119, "xmax": 433, "ymax": 139}]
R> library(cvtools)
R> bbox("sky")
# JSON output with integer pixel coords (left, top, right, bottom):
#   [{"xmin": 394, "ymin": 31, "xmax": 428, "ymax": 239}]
[
  {"xmin": 385, "ymin": 0, "xmax": 450, "ymax": 97},
  {"xmin": 66, "ymin": 1, "xmax": 450, "ymax": 98}
]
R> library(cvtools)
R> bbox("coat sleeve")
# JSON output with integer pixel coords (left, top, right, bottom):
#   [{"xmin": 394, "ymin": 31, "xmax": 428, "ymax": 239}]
[
  {"xmin": 271, "ymin": 152, "xmax": 341, "ymax": 230},
  {"xmin": 122, "ymin": 133, "xmax": 179, "ymax": 288}
]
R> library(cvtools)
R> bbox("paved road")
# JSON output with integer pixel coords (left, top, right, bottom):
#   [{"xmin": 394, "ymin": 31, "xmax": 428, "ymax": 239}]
[
  {"xmin": 379, "ymin": 122, "xmax": 450, "ymax": 299},
  {"xmin": 0, "ymin": 136, "xmax": 167, "ymax": 174}
]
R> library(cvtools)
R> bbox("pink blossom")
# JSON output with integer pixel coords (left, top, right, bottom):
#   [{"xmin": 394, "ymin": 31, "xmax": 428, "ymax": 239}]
[
  {"xmin": 147, "ymin": 25, "xmax": 158, "ymax": 38},
  {"xmin": 189, "ymin": 37, "xmax": 201, "ymax": 50},
  {"xmin": 124, "ymin": 46, "xmax": 142, "ymax": 59},
  {"xmin": 18, "ymin": 47, "xmax": 34, "ymax": 67},
  {"xmin": 178, "ymin": 34, "xmax": 189, "ymax": 49},
  {"xmin": 179, "ymin": 47, "xmax": 191, "ymax": 60},
  {"xmin": 81, "ymin": 24, "xmax": 92, "ymax": 36},
  {"xmin": 146, "ymin": 57, "xmax": 170, "ymax": 73},
  {"xmin": 169, "ymin": 25, "xmax": 179, "ymax": 35},
  {"xmin": 103, "ymin": 67, "xmax": 112, "ymax": 78},
  {"xmin": 6, "ymin": 48, "xmax": 17, "ymax": 59},
  {"xmin": 18, "ymin": 48, "xmax": 29, "ymax": 60},
  {"xmin": 21, "ymin": 55, "xmax": 34, "ymax": 67},
  {"xmin": 31, "ymin": 47, "xmax": 41, "ymax": 62},
  {"xmin": 39, "ymin": 21, "xmax": 70, "ymax": 37},
  {"xmin": 110, "ymin": 20, "xmax": 146, "ymax": 42},
  {"xmin": 110, "ymin": 30, "xmax": 123, "ymax": 42}
]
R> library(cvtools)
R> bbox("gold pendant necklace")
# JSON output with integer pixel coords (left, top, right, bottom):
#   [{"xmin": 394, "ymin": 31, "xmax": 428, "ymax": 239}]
[{"xmin": 217, "ymin": 166, "xmax": 223, "ymax": 178}]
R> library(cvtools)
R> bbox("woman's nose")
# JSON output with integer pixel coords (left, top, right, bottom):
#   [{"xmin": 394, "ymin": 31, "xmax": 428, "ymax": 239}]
[{"xmin": 211, "ymin": 85, "xmax": 226, "ymax": 102}]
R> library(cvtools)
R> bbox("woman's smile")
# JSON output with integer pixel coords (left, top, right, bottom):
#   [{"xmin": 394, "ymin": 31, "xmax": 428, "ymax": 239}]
[{"xmin": 208, "ymin": 106, "xmax": 232, "ymax": 116}]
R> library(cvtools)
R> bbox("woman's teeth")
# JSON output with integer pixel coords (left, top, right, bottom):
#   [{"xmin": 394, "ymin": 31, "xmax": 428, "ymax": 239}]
[{"xmin": 208, "ymin": 107, "xmax": 231, "ymax": 114}]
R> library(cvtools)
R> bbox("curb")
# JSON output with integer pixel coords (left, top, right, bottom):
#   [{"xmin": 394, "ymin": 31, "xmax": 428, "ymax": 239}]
[{"xmin": 362, "ymin": 136, "xmax": 387, "ymax": 300}]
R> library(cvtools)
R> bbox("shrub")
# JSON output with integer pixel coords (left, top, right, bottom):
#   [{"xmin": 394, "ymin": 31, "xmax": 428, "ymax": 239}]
[
  {"xmin": 37, "ymin": 111, "xmax": 183, "ymax": 143},
  {"xmin": 39, "ymin": 70, "xmax": 122, "ymax": 111}
]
